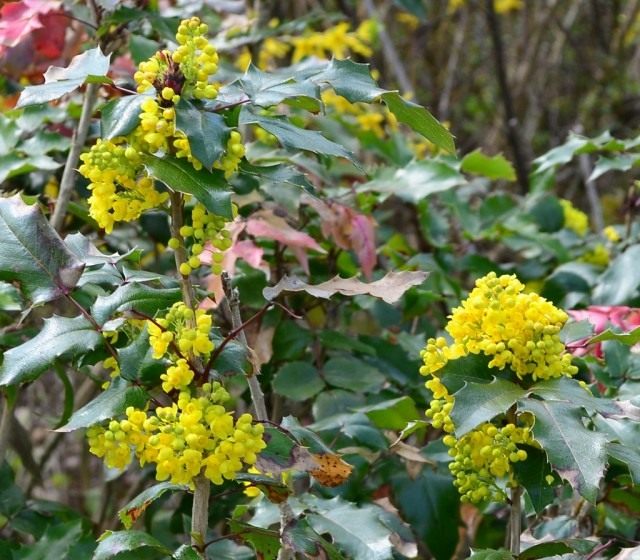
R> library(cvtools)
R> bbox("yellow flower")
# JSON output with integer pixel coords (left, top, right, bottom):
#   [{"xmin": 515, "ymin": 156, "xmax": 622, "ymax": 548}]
[
  {"xmin": 603, "ymin": 226, "xmax": 621, "ymax": 243},
  {"xmin": 560, "ymin": 199, "xmax": 589, "ymax": 236}
]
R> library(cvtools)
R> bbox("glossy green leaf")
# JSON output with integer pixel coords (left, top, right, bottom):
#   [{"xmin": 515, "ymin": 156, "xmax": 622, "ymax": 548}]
[
  {"xmin": 589, "ymin": 154, "xmax": 637, "ymax": 181},
  {"xmin": 58, "ymin": 378, "xmax": 148, "ymax": 432},
  {"xmin": 19, "ymin": 519, "xmax": 92, "ymax": 560},
  {"xmin": 451, "ymin": 378, "xmax": 526, "ymax": 436},
  {"xmin": 519, "ymin": 540, "xmax": 593, "ymax": 559},
  {"xmin": 358, "ymin": 159, "xmax": 466, "ymax": 203},
  {"xmin": 91, "ymin": 284, "xmax": 182, "ymax": 325},
  {"xmin": 101, "ymin": 95, "xmax": 147, "ymax": 139},
  {"xmin": 312, "ymin": 58, "xmax": 388, "ymax": 103},
  {"xmin": 172, "ymin": 545, "xmax": 200, "ymax": 560},
  {"xmin": 228, "ymin": 521, "xmax": 280, "ymax": 560},
  {"xmin": 608, "ymin": 442, "xmax": 640, "ymax": 484},
  {"xmin": 239, "ymin": 64, "xmax": 321, "ymax": 108},
  {"xmin": 518, "ymin": 398, "xmax": 606, "ymax": 502},
  {"xmin": 439, "ymin": 353, "xmax": 494, "ymax": 393},
  {"xmin": 468, "ymin": 550, "xmax": 513, "ymax": 560},
  {"xmin": 589, "ymin": 326, "xmax": 640, "ymax": 346},
  {"xmin": 17, "ymin": 48, "xmax": 111, "ymax": 108},
  {"xmin": 528, "ymin": 377, "xmax": 620, "ymax": 416},
  {"xmin": 118, "ymin": 482, "xmax": 184, "ymax": 529},
  {"xmin": 175, "ymin": 99, "xmax": 230, "ymax": 168},
  {"xmin": 0, "ymin": 315, "xmax": 102, "ymax": 386},
  {"xmin": 273, "ymin": 361, "xmax": 325, "ymax": 401},
  {"xmin": 93, "ymin": 530, "xmax": 171, "ymax": 560},
  {"xmin": 461, "ymin": 150, "xmax": 516, "ymax": 180},
  {"xmin": 513, "ymin": 446, "xmax": 555, "ymax": 514},
  {"xmin": 0, "ymin": 195, "xmax": 84, "ymax": 304},
  {"xmin": 118, "ymin": 327, "xmax": 164, "ymax": 384},
  {"xmin": 592, "ymin": 245, "xmax": 640, "ymax": 305},
  {"xmin": 382, "ymin": 92, "xmax": 455, "ymax": 154},
  {"xmin": 392, "ymin": 470, "xmax": 459, "ymax": 560},
  {"xmin": 357, "ymin": 396, "xmax": 419, "ymax": 430},
  {"xmin": 323, "ymin": 356, "xmax": 385, "ymax": 393},
  {"xmin": 283, "ymin": 517, "xmax": 346, "ymax": 560},
  {"xmin": 141, "ymin": 155, "xmax": 232, "ymax": 218},
  {"xmin": 240, "ymin": 107, "xmax": 354, "ymax": 161}
]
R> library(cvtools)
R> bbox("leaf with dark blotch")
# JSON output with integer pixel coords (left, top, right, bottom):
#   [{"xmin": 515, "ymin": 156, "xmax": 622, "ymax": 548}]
[
  {"xmin": 283, "ymin": 517, "xmax": 346, "ymax": 560},
  {"xmin": 0, "ymin": 315, "xmax": 102, "ymax": 386},
  {"xmin": 518, "ymin": 398, "xmax": 606, "ymax": 503},
  {"xmin": 118, "ymin": 482, "xmax": 185, "ymax": 529},
  {"xmin": 91, "ymin": 283, "xmax": 182, "ymax": 325},
  {"xmin": 142, "ymin": 154, "xmax": 233, "ymax": 218},
  {"xmin": 57, "ymin": 377, "xmax": 148, "ymax": 432},
  {"xmin": 229, "ymin": 521, "xmax": 280, "ymax": 560},
  {"xmin": 451, "ymin": 378, "xmax": 527, "ymax": 437},
  {"xmin": 263, "ymin": 271, "xmax": 428, "ymax": 304},
  {"xmin": 175, "ymin": 99, "xmax": 230, "ymax": 168},
  {"xmin": 101, "ymin": 95, "xmax": 147, "ymax": 139},
  {"xmin": 0, "ymin": 195, "xmax": 84, "ymax": 304},
  {"xmin": 17, "ymin": 47, "xmax": 111, "ymax": 108},
  {"xmin": 93, "ymin": 530, "xmax": 171, "ymax": 560}
]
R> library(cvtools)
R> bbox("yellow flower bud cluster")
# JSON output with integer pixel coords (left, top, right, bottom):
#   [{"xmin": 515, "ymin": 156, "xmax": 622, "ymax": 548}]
[
  {"xmin": 147, "ymin": 302, "xmax": 214, "ymax": 360},
  {"xmin": 169, "ymin": 203, "xmax": 234, "ymax": 276},
  {"xmin": 78, "ymin": 139, "xmax": 169, "ymax": 233},
  {"xmin": 446, "ymin": 422, "xmax": 532, "ymax": 503},
  {"xmin": 422, "ymin": 272, "xmax": 577, "ymax": 381},
  {"xmin": 560, "ymin": 199, "xmax": 589, "ymax": 236},
  {"xmin": 173, "ymin": 17, "xmax": 219, "ymax": 100},
  {"xmin": 580, "ymin": 243, "xmax": 610, "ymax": 267},
  {"xmin": 86, "ymin": 382, "xmax": 266, "ymax": 487},
  {"xmin": 321, "ymin": 90, "xmax": 395, "ymax": 140},
  {"xmin": 213, "ymin": 131, "xmax": 245, "ymax": 179}
]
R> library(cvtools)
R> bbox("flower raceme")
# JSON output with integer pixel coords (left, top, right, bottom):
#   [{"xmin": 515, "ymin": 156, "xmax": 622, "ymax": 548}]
[{"xmin": 420, "ymin": 272, "xmax": 577, "ymax": 503}]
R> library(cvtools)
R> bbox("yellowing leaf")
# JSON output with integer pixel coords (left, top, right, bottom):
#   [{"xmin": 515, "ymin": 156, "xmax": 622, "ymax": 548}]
[{"xmin": 309, "ymin": 453, "xmax": 353, "ymax": 487}]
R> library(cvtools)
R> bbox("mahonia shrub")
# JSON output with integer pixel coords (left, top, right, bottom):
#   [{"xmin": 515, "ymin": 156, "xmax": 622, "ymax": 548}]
[{"xmin": 421, "ymin": 272, "xmax": 578, "ymax": 503}]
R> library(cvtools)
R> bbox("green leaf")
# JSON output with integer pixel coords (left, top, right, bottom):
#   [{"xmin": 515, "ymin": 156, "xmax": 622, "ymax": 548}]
[
  {"xmin": 19, "ymin": 519, "xmax": 92, "ymax": 560},
  {"xmin": 592, "ymin": 245, "xmax": 640, "ymax": 305},
  {"xmin": 228, "ymin": 521, "xmax": 280, "ymax": 560},
  {"xmin": 589, "ymin": 326, "xmax": 640, "ymax": 346},
  {"xmin": 118, "ymin": 482, "xmax": 184, "ymax": 529},
  {"xmin": 118, "ymin": 327, "xmax": 163, "ymax": 384},
  {"xmin": 175, "ymin": 99, "xmax": 230, "ymax": 168},
  {"xmin": 439, "ymin": 353, "xmax": 494, "ymax": 393},
  {"xmin": 239, "ymin": 107, "xmax": 354, "ymax": 161},
  {"xmin": 528, "ymin": 377, "xmax": 620, "ymax": 416},
  {"xmin": 239, "ymin": 64, "xmax": 321, "ymax": 108},
  {"xmin": 312, "ymin": 59, "xmax": 388, "ymax": 103},
  {"xmin": 452, "ymin": 378, "xmax": 527, "ymax": 437},
  {"xmin": 172, "ymin": 545, "xmax": 200, "ymax": 560},
  {"xmin": 0, "ymin": 195, "xmax": 84, "ymax": 304},
  {"xmin": 392, "ymin": 470, "xmax": 459, "ymax": 560},
  {"xmin": 101, "ymin": 95, "xmax": 147, "ymax": 139},
  {"xmin": 323, "ymin": 356, "xmax": 385, "ymax": 393},
  {"xmin": 0, "ymin": 315, "xmax": 102, "ymax": 386},
  {"xmin": 513, "ymin": 446, "xmax": 555, "ymax": 514},
  {"xmin": 141, "ymin": 155, "xmax": 232, "ymax": 218},
  {"xmin": 91, "ymin": 284, "xmax": 182, "ymax": 325},
  {"xmin": 382, "ymin": 92, "xmax": 455, "ymax": 153},
  {"xmin": 461, "ymin": 150, "xmax": 516, "ymax": 181},
  {"xmin": 92, "ymin": 530, "xmax": 171, "ymax": 560},
  {"xmin": 468, "ymin": 550, "xmax": 514, "ymax": 560},
  {"xmin": 560, "ymin": 320, "xmax": 594, "ymax": 345},
  {"xmin": 357, "ymin": 397, "xmax": 419, "ymax": 430},
  {"xmin": 358, "ymin": 159, "xmax": 466, "ymax": 203},
  {"xmin": 283, "ymin": 517, "xmax": 346, "ymax": 560},
  {"xmin": 272, "ymin": 361, "xmax": 325, "ymax": 401},
  {"xmin": 518, "ymin": 541, "xmax": 582, "ymax": 560},
  {"xmin": 518, "ymin": 398, "xmax": 606, "ymax": 502},
  {"xmin": 589, "ymin": 154, "xmax": 637, "ymax": 182},
  {"xmin": 17, "ymin": 48, "xmax": 111, "ymax": 108},
  {"xmin": 608, "ymin": 442, "xmax": 640, "ymax": 484},
  {"xmin": 58, "ymin": 378, "xmax": 148, "ymax": 432}
]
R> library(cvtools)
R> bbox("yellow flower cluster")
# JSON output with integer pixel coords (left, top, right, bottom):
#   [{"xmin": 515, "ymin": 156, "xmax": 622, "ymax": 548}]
[
  {"xmin": 321, "ymin": 90, "xmax": 397, "ymax": 139},
  {"xmin": 87, "ymin": 382, "xmax": 266, "ymax": 486},
  {"xmin": 449, "ymin": 0, "xmax": 522, "ymax": 13},
  {"xmin": 171, "ymin": 202, "xmax": 234, "ymax": 276},
  {"xmin": 560, "ymin": 199, "xmax": 589, "ymax": 236},
  {"xmin": 78, "ymin": 139, "xmax": 168, "ymax": 233},
  {"xmin": 446, "ymin": 422, "xmax": 532, "ymax": 503},
  {"xmin": 148, "ymin": 302, "xmax": 214, "ymax": 360},
  {"xmin": 580, "ymin": 243, "xmax": 610, "ymax": 267},
  {"xmin": 237, "ymin": 20, "xmax": 376, "ymax": 71},
  {"xmin": 214, "ymin": 131, "xmax": 245, "ymax": 178},
  {"xmin": 421, "ymin": 272, "xmax": 577, "ymax": 381},
  {"xmin": 603, "ymin": 225, "xmax": 621, "ymax": 243}
]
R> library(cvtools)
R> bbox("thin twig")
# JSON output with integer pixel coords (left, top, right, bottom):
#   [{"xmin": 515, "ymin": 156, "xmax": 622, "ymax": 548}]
[
  {"xmin": 585, "ymin": 539, "xmax": 614, "ymax": 560},
  {"xmin": 50, "ymin": 83, "xmax": 99, "ymax": 232},
  {"xmin": 0, "ymin": 394, "xmax": 12, "ymax": 464}
]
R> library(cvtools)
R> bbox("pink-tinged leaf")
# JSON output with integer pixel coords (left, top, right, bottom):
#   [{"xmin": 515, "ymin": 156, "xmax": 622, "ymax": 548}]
[
  {"xmin": 246, "ymin": 210, "xmax": 325, "ymax": 253},
  {"xmin": 0, "ymin": 0, "xmax": 61, "ymax": 47},
  {"xmin": 234, "ymin": 240, "xmax": 265, "ymax": 269},
  {"xmin": 350, "ymin": 213, "xmax": 376, "ymax": 278},
  {"xmin": 263, "ymin": 271, "xmax": 428, "ymax": 304},
  {"xmin": 567, "ymin": 306, "xmax": 640, "ymax": 357}
]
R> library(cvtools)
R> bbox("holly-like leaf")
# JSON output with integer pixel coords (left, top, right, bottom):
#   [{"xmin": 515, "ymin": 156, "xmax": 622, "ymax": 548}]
[
  {"xmin": 101, "ymin": 95, "xmax": 147, "ymax": 139},
  {"xmin": 263, "ymin": 271, "xmax": 428, "ymax": 304},
  {"xmin": 228, "ymin": 521, "xmax": 280, "ymax": 560},
  {"xmin": 238, "ymin": 64, "xmax": 321, "ymax": 108},
  {"xmin": 17, "ymin": 47, "xmax": 111, "ymax": 107},
  {"xmin": 312, "ymin": 58, "xmax": 388, "ymax": 103},
  {"xmin": 461, "ymin": 150, "xmax": 516, "ymax": 181},
  {"xmin": 142, "ymin": 154, "xmax": 233, "ymax": 218},
  {"xmin": 381, "ymin": 92, "xmax": 455, "ymax": 154},
  {"xmin": 0, "ymin": 315, "xmax": 102, "ymax": 386},
  {"xmin": 91, "ymin": 284, "xmax": 182, "ymax": 325},
  {"xmin": 57, "ymin": 378, "xmax": 148, "ymax": 432},
  {"xmin": 608, "ymin": 442, "xmax": 640, "ymax": 484},
  {"xmin": 528, "ymin": 377, "xmax": 621, "ymax": 416},
  {"xmin": 118, "ymin": 482, "xmax": 184, "ymax": 529},
  {"xmin": 513, "ymin": 446, "xmax": 556, "ymax": 514},
  {"xmin": 589, "ymin": 326, "xmax": 640, "ymax": 346},
  {"xmin": 283, "ymin": 517, "xmax": 346, "ymax": 560},
  {"xmin": 518, "ymin": 398, "xmax": 606, "ymax": 502},
  {"xmin": 0, "ymin": 195, "xmax": 84, "ymax": 304},
  {"xmin": 592, "ymin": 245, "xmax": 640, "ymax": 305},
  {"xmin": 93, "ymin": 530, "xmax": 171, "ymax": 560},
  {"xmin": 175, "ymin": 99, "xmax": 230, "ymax": 168},
  {"xmin": 451, "ymin": 378, "xmax": 527, "ymax": 437},
  {"xmin": 240, "ymin": 107, "xmax": 354, "ymax": 161},
  {"xmin": 118, "ymin": 327, "xmax": 163, "ymax": 384}
]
